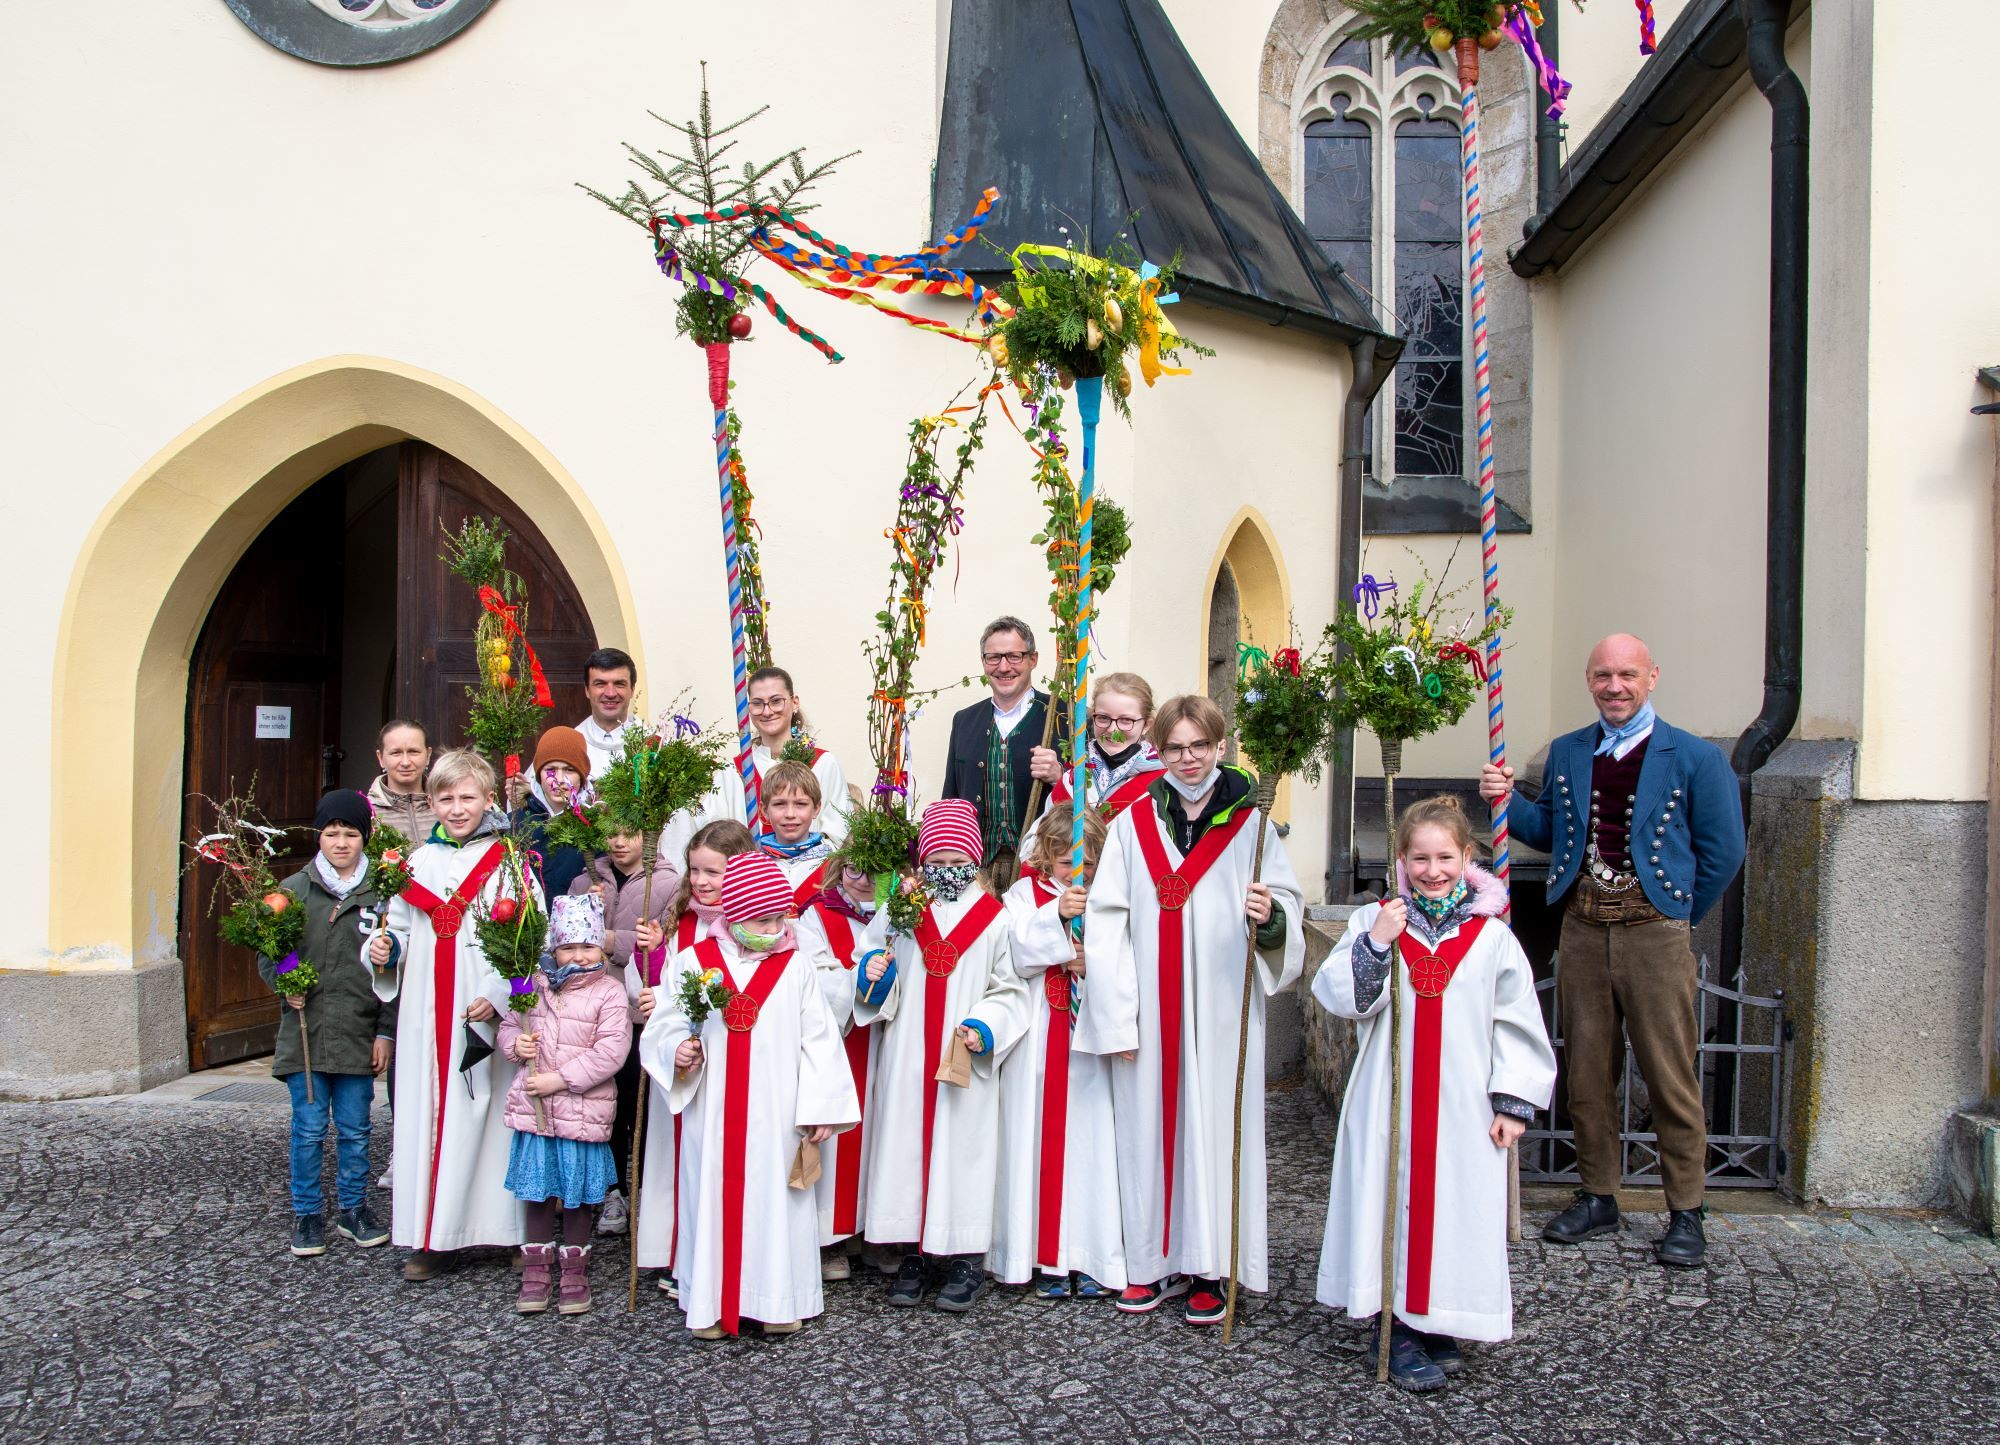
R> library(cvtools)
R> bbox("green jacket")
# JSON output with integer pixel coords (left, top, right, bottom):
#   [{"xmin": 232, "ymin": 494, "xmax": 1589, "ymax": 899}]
[{"xmin": 257, "ymin": 862, "xmax": 398, "ymax": 1078}]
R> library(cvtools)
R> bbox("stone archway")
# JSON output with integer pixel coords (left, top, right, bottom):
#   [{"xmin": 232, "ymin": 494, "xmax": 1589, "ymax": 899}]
[
  {"xmin": 1201, "ymin": 506, "xmax": 1296, "ymax": 814},
  {"xmin": 48, "ymin": 356, "xmax": 643, "ymax": 989}
]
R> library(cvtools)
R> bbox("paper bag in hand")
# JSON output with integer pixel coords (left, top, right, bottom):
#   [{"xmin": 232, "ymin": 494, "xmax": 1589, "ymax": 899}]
[
  {"xmin": 788, "ymin": 1137, "xmax": 823, "ymax": 1191},
  {"xmin": 934, "ymin": 1032, "xmax": 972, "ymax": 1089}
]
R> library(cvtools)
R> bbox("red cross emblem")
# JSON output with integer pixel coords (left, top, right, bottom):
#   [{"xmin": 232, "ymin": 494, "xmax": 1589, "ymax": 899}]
[
  {"xmin": 1155, "ymin": 874, "xmax": 1191, "ymax": 911},
  {"xmin": 431, "ymin": 901, "xmax": 465, "ymax": 939},
  {"xmin": 722, "ymin": 991, "xmax": 761, "ymax": 1032},
  {"xmin": 1407, "ymin": 954, "xmax": 1453, "ymax": 998},
  {"xmin": 922, "ymin": 938, "xmax": 959, "ymax": 978},
  {"xmin": 1044, "ymin": 970, "xmax": 1072, "ymax": 1013}
]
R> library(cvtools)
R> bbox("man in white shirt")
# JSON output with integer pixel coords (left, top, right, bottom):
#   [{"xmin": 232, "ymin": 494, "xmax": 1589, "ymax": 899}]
[
  {"xmin": 940, "ymin": 617, "xmax": 1062, "ymax": 868},
  {"xmin": 576, "ymin": 647, "xmax": 638, "ymax": 781}
]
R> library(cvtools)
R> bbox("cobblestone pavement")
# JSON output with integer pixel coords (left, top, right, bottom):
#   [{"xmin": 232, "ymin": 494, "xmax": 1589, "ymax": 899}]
[{"xmin": 2, "ymin": 1081, "xmax": 1995, "ymax": 1443}]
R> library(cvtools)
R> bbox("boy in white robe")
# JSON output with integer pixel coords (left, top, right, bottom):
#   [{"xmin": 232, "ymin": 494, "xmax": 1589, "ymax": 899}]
[
  {"xmin": 991, "ymin": 806, "xmax": 1125, "ymax": 1298},
  {"xmin": 1077, "ymin": 695, "xmax": 1305, "ymax": 1325},
  {"xmin": 637, "ymin": 852, "xmax": 859, "ymax": 1339},
  {"xmin": 372, "ymin": 749, "xmax": 540, "ymax": 1279},
  {"xmin": 793, "ymin": 862, "xmax": 882, "ymax": 1280},
  {"xmin": 1316, "ymin": 795, "xmax": 1556, "ymax": 1390},
  {"xmin": 854, "ymin": 799, "xmax": 1031, "ymax": 1312}
]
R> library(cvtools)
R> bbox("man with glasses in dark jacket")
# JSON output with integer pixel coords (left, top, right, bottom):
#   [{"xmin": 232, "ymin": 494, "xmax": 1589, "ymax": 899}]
[{"xmin": 940, "ymin": 617, "xmax": 1061, "ymax": 874}]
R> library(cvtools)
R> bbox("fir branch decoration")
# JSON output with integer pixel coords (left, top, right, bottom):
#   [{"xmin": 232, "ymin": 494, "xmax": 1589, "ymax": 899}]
[
  {"xmin": 1323, "ymin": 550, "xmax": 1512, "ymax": 747},
  {"xmin": 475, "ymin": 841, "xmax": 548, "ymax": 1013},
  {"xmin": 727, "ymin": 406, "xmax": 775, "ymax": 671},
  {"xmin": 439, "ymin": 517, "xmax": 553, "ymax": 773},
  {"xmin": 541, "ymin": 795, "xmax": 610, "ymax": 862},
  {"xmin": 365, "ymin": 826, "xmax": 414, "ymax": 910},
  {"xmin": 1343, "ymin": 0, "xmax": 1545, "ymax": 55},
  {"xmin": 677, "ymin": 962, "xmax": 734, "ymax": 1032},
  {"xmin": 580, "ymin": 63, "xmax": 854, "ymax": 345},
  {"xmin": 595, "ymin": 704, "xmax": 729, "ymax": 843},
  {"xmin": 779, "ymin": 730, "xmax": 820, "ymax": 766},
  {"xmin": 1234, "ymin": 635, "xmax": 1340, "ymax": 787},
  {"xmin": 836, "ymin": 804, "xmax": 921, "ymax": 888}
]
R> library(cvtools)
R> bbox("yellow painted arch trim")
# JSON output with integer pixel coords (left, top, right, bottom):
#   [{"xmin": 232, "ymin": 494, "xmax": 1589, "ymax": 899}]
[
  {"xmin": 50, "ymin": 356, "xmax": 644, "ymax": 962},
  {"xmin": 1200, "ymin": 505, "xmax": 1295, "ymax": 820}
]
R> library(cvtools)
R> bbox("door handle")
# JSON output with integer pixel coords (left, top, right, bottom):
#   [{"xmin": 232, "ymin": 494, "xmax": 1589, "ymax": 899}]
[{"xmin": 321, "ymin": 745, "xmax": 345, "ymax": 791}]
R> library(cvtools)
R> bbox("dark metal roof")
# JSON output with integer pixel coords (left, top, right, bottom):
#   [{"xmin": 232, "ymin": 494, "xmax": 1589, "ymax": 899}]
[
  {"xmin": 930, "ymin": 0, "xmax": 1394, "ymax": 347},
  {"xmin": 1511, "ymin": 0, "xmax": 1809, "ymax": 278}
]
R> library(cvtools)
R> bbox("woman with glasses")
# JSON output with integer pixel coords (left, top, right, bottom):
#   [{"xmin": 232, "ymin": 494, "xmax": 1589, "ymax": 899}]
[
  {"xmin": 1027, "ymin": 671, "xmax": 1166, "ymax": 835},
  {"xmin": 746, "ymin": 666, "xmax": 852, "ymax": 847},
  {"xmin": 1075, "ymin": 695, "xmax": 1305, "ymax": 1326}
]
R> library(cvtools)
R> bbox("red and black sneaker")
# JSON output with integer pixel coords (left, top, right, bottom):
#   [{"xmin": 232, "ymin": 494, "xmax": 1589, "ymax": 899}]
[
  {"xmin": 1114, "ymin": 1274, "xmax": 1190, "ymax": 1314},
  {"xmin": 1184, "ymin": 1279, "xmax": 1226, "ymax": 1325}
]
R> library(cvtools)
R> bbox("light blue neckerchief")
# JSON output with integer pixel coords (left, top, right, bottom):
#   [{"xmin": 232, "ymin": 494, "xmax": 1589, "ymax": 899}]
[
  {"xmin": 1594, "ymin": 701, "xmax": 1656, "ymax": 757},
  {"xmin": 757, "ymin": 829, "xmax": 826, "ymax": 860}
]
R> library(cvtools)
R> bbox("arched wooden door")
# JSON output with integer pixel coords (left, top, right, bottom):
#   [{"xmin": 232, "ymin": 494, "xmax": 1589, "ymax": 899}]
[{"xmin": 180, "ymin": 440, "xmax": 599, "ymax": 1069}]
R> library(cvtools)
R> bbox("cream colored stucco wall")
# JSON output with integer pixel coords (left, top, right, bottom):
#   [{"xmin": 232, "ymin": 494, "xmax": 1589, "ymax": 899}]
[
  {"xmin": 0, "ymin": 1, "xmax": 1354, "ymax": 971},
  {"xmin": 1558, "ymin": 0, "xmax": 1697, "ymax": 148}
]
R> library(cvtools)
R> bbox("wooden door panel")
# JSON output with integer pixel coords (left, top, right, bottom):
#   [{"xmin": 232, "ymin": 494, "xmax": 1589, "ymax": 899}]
[
  {"xmin": 180, "ymin": 485, "xmax": 343, "ymax": 1069},
  {"xmin": 396, "ymin": 442, "xmax": 598, "ymax": 752}
]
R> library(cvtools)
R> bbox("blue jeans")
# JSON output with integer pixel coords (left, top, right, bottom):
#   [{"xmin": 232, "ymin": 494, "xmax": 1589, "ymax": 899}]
[{"xmin": 285, "ymin": 1072, "xmax": 375, "ymax": 1215}]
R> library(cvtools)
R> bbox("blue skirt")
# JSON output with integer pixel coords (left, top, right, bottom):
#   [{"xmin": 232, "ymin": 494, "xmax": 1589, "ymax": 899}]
[{"xmin": 506, "ymin": 1131, "xmax": 617, "ymax": 1208}]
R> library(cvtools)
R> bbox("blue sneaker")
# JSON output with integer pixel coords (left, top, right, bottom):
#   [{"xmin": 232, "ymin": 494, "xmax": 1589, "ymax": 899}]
[
  {"xmin": 1033, "ymin": 1272, "xmax": 1071, "ymax": 1300},
  {"xmin": 1072, "ymin": 1273, "xmax": 1115, "ymax": 1300}
]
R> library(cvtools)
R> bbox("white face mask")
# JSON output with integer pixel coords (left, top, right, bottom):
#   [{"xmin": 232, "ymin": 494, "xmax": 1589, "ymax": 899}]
[{"xmin": 1165, "ymin": 767, "xmax": 1219, "ymax": 803}]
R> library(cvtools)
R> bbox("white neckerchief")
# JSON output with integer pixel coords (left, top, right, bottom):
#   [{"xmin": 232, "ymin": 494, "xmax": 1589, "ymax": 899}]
[
  {"xmin": 991, "ymin": 693, "xmax": 1032, "ymax": 739},
  {"xmin": 314, "ymin": 853, "xmax": 366, "ymax": 899},
  {"xmin": 576, "ymin": 714, "xmax": 630, "ymax": 780}
]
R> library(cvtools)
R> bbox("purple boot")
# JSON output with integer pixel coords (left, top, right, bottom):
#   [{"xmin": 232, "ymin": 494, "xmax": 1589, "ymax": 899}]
[
  {"xmin": 557, "ymin": 1245, "xmax": 592, "ymax": 1316},
  {"xmin": 516, "ymin": 1243, "xmax": 555, "ymax": 1314}
]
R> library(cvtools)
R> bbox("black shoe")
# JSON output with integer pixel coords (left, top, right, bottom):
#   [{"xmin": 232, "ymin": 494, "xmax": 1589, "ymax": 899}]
[
  {"xmin": 1364, "ymin": 1320, "xmax": 1448, "ymax": 1393},
  {"xmin": 290, "ymin": 1213, "xmax": 326, "ymax": 1257},
  {"xmin": 1655, "ymin": 1208, "xmax": 1707, "ymax": 1268},
  {"xmin": 934, "ymin": 1257, "xmax": 988, "ymax": 1313},
  {"xmin": 886, "ymin": 1253, "xmax": 926, "ymax": 1307},
  {"xmin": 1542, "ymin": 1190, "xmax": 1620, "ymax": 1244},
  {"xmin": 336, "ymin": 1204, "xmax": 389, "ymax": 1248},
  {"xmin": 1417, "ymin": 1332, "xmax": 1463, "ymax": 1376}
]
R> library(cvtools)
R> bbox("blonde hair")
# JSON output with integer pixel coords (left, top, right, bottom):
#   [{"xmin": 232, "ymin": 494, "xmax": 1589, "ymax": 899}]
[
  {"xmin": 761, "ymin": 760, "xmax": 822, "ymax": 808},
  {"xmin": 1024, "ymin": 804, "xmax": 1108, "ymax": 876},
  {"xmin": 1148, "ymin": 694, "xmax": 1227, "ymax": 752},
  {"xmin": 1093, "ymin": 671, "xmax": 1155, "ymax": 721},
  {"xmin": 426, "ymin": 748, "xmax": 497, "ymax": 801},
  {"xmin": 666, "ymin": 819, "xmax": 758, "ymax": 929},
  {"xmin": 1394, "ymin": 794, "xmax": 1477, "ymax": 858}
]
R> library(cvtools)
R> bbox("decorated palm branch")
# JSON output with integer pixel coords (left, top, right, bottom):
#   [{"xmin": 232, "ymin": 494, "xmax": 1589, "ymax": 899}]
[
  {"xmin": 596, "ymin": 705, "xmax": 729, "ymax": 906},
  {"xmin": 1321, "ymin": 553, "xmax": 1508, "ymax": 1381},
  {"xmin": 439, "ymin": 517, "xmax": 555, "ymax": 780},
  {"xmin": 185, "ymin": 786, "xmax": 315, "ymax": 1094},
  {"xmin": 990, "ymin": 237, "xmax": 1207, "ymax": 901}
]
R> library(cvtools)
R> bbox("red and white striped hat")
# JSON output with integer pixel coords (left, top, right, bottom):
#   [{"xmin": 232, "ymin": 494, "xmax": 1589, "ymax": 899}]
[
  {"xmin": 720, "ymin": 852, "xmax": 796, "ymax": 923},
  {"xmin": 917, "ymin": 798, "xmax": 983, "ymax": 863}
]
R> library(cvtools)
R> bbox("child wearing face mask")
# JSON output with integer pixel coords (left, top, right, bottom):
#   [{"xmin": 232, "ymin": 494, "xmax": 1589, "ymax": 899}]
[
  {"xmin": 853, "ymin": 800, "xmax": 1032, "ymax": 1314},
  {"xmin": 756, "ymin": 761, "xmax": 837, "ymax": 905},
  {"xmin": 794, "ymin": 861, "xmax": 880, "ymax": 1280},
  {"xmin": 497, "ymin": 893, "xmax": 632, "ymax": 1317},
  {"xmin": 568, "ymin": 827, "xmax": 683, "ymax": 1242},
  {"xmin": 626, "ymin": 820, "xmax": 757, "ymax": 1296},
  {"xmin": 639, "ymin": 853, "xmax": 860, "ymax": 1340},
  {"xmin": 1079, "ymin": 694, "xmax": 1306, "ymax": 1327},
  {"xmin": 989, "ymin": 805, "xmax": 1125, "ymax": 1300},
  {"xmin": 1315, "ymin": 795, "xmax": 1556, "ymax": 1392}
]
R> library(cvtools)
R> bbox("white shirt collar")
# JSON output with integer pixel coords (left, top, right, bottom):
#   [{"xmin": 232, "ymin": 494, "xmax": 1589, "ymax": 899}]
[{"xmin": 578, "ymin": 713, "xmax": 627, "ymax": 743}]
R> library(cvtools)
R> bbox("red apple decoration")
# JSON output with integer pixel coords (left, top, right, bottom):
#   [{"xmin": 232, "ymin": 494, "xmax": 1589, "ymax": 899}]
[
  {"xmin": 262, "ymin": 891, "xmax": 290, "ymax": 915},
  {"xmin": 490, "ymin": 897, "xmax": 519, "ymax": 925},
  {"xmin": 727, "ymin": 312, "xmax": 753, "ymax": 339}
]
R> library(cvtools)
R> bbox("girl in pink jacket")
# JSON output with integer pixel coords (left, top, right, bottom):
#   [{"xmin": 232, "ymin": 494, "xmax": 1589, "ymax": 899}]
[{"xmin": 498, "ymin": 893, "xmax": 632, "ymax": 1317}]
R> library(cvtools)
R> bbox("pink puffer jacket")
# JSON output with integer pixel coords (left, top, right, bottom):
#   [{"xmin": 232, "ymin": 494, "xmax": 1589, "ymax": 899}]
[{"xmin": 496, "ymin": 968, "xmax": 632, "ymax": 1142}]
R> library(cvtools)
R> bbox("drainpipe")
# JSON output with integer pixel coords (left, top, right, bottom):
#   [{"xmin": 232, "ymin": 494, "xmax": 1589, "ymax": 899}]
[
  {"xmin": 1328, "ymin": 332, "xmax": 1399, "ymax": 899},
  {"xmin": 1531, "ymin": 0, "xmax": 1563, "ymax": 224},
  {"xmin": 1720, "ymin": 0, "xmax": 1807, "ymax": 997}
]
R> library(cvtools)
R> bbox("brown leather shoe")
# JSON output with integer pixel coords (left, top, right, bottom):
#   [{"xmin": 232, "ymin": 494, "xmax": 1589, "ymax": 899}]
[{"xmin": 401, "ymin": 1250, "xmax": 446, "ymax": 1282}]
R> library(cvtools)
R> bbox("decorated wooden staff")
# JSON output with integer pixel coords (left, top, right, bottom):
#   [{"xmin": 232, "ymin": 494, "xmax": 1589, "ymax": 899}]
[
  {"xmin": 1225, "ymin": 639, "xmax": 1339, "ymax": 1340},
  {"xmin": 581, "ymin": 709, "xmax": 726, "ymax": 1310},
  {"xmin": 989, "ymin": 244, "xmax": 1206, "ymax": 902},
  {"xmin": 1328, "ymin": 557, "xmax": 1508, "ymax": 1380},
  {"xmin": 439, "ymin": 517, "xmax": 554, "ymax": 784}
]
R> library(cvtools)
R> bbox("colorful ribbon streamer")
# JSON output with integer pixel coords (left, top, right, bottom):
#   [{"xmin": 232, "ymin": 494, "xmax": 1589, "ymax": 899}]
[
  {"xmin": 1634, "ymin": 0, "xmax": 1658, "ymax": 56},
  {"xmin": 475, "ymin": 585, "xmax": 554, "ymax": 708},
  {"xmin": 1235, "ymin": 641, "xmax": 1271, "ymax": 682},
  {"xmin": 1353, "ymin": 572, "xmax": 1398, "ymax": 618},
  {"xmin": 1506, "ymin": 7, "xmax": 1572, "ymax": 117}
]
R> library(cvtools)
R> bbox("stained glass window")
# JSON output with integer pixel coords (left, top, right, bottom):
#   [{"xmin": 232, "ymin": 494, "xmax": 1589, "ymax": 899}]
[
  {"xmin": 1325, "ymin": 36, "xmax": 1372, "ymax": 71},
  {"xmin": 1393, "ymin": 116, "xmax": 1464, "ymax": 478},
  {"xmin": 1304, "ymin": 110, "xmax": 1376, "ymax": 473}
]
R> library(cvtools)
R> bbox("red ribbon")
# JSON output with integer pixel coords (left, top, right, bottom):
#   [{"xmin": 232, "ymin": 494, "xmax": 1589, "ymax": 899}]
[
  {"xmin": 1394, "ymin": 918, "xmax": 1487, "ymax": 1317},
  {"xmin": 398, "ymin": 841, "xmax": 507, "ymax": 1251},
  {"xmin": 1273, "ymin": 647, "xmax": 1302, "ymax": 676},
  {"xmin": 1439, "ymin": 640, "xmax": 1488, "ymax": 682},
  {"xmin": 476, "ymin": 585, "xmax": 554, "ymax": 709},
  {"xmin": 1130, "ymin": 805, "xmax": 1256, "ymax": 1254},
  {"xmin": 911, "ymin": 894, "xmax": 1006, "ymax": 1238},
  {"xmin": 711, "ymin": 944, "xmax": 795, "ymax": 1336}
]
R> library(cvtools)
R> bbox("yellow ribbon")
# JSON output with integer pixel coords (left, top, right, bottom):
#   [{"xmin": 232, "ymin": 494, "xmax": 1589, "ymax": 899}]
[
  {"xmin": 899, "ymin": 594, "xmax": 927, "ymax": 646},
  {"xmin": 1138, "ymin": 274, "xmax": 1190, "ymax": 386},
  {"xmin": 1008, "ymin": 244, "xmax": 1191, "ymax": 388}
]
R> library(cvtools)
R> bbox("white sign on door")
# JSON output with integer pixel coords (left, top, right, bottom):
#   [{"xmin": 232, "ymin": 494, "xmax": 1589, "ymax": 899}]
[{"xmin": 255, "ymin": 705, "xmax": 293, "ymax": 740}]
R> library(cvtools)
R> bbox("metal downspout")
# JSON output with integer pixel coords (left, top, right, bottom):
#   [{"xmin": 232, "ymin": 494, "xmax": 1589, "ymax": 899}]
[{"xmin": 1531, "ymin": 0, "xmax": 1563, "ymax": 225}]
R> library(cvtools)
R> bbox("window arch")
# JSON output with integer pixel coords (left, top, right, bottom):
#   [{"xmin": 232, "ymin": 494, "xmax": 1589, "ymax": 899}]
[{"xmin": 1299, "ymin": 34, "xmax": 1466, "ymax": 485}]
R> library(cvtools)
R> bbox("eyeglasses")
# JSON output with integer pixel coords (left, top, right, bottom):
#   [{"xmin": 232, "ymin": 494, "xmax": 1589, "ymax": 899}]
[
  {"xmin": 747, "ymin": 698, "xmax": 792, "ymax": 713},
  {"xmin": 1160, "ymin": 740, "xmax": 1218, "ymax": 762},
  {"xmin": 981, "ymin": 651, "xmax": 1033, "ymax": 666},
  {"xmin": 1092, "ymin": 714, "xmax": 1145, "ymax": 732}
]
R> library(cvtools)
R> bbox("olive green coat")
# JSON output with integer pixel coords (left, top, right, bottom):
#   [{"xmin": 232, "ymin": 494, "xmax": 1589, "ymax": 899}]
[{"xmin": 257, "ymin": 862, "xmax": 398, "ymax": 1077}]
